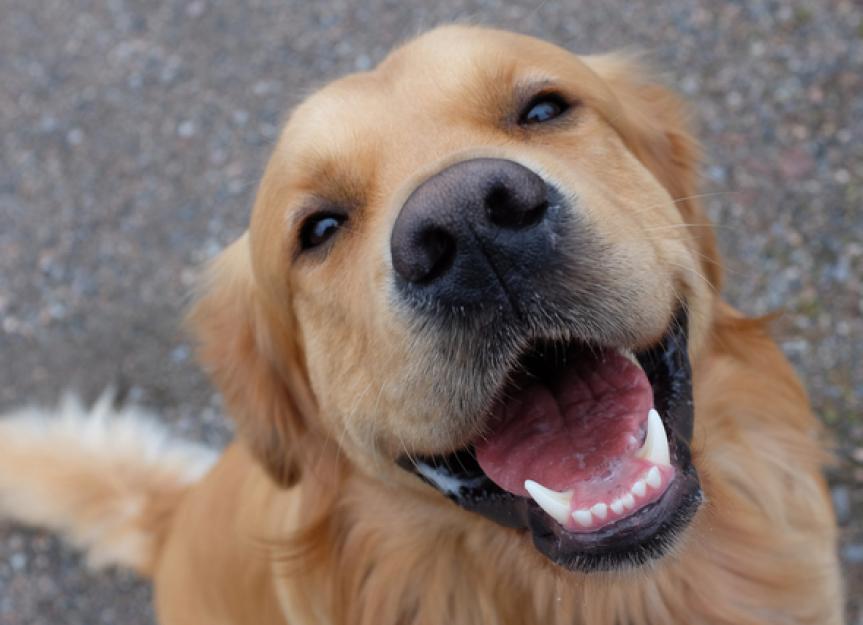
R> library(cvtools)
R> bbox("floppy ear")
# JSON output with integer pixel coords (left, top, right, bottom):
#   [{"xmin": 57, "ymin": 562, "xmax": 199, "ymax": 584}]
[
  {"xmin": 186, "ymin": 233, "xmax": 312, "ymax": 487},
  {"xmin": 587, "ymin": 54, "xmax": 722, "ymax": 290}
]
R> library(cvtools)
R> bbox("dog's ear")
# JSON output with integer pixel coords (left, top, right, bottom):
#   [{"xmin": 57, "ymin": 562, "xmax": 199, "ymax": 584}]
[
  {"xmin": 587, "ymin": 54, "xmax": 722, "ymax": 290},
  {"xmin": 187, "ymin": 233, "xmax": 312, "ymax": 487}
]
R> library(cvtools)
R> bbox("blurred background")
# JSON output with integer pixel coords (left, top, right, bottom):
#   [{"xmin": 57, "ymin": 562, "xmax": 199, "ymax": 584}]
[{"xmin": 0, "ymin": 0, "xmax": 861, "ymax": 623}]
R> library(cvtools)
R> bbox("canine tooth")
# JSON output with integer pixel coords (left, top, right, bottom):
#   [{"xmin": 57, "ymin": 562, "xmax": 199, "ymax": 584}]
[
  {"xmin": 617, "ymin": 348, "xmax": 640, "ymax": 367},
  {"xmin": 632, "ymin": 479, "xmax": 647, "ymax": 497},
  {"xmin": 590, "ymin": 502, "xmax": 608, "ymax": 520},
  {"xmin": 645, "ymin": 466, "xmax": 662, "ymax": 489},
  {"xmin": 524, "ymin": 480, "xmax": 572, "ymax": 525},
  {"xmin": 622, "ymin": 493, "xmax": 635, "ymax": 510},
  {"xmin": 572, "ymin": 509, "xmax": 593, "ymax": 528},
  {"xmin": 636, "ymin": 408, "xmax": 671, "ymax": 467},
  {"xmin": 610, "ymin": 499, "xmax": 625, "ymax": 515}
]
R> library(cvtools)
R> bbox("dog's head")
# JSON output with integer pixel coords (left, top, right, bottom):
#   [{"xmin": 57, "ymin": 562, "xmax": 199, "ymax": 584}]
[{"xmin": 190, "ymin": 26, "xmax": 721, "ymax": 572}]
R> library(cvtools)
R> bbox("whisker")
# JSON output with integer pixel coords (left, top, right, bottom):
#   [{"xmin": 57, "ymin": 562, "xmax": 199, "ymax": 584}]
[
  {"xmin": 666, "ymin": 260, "xmax": 720, "ymax": 295},
  {"xmin": 669, "ymin": 190, "xmax": 737, "ymax": 205},
  {"xmin": 326, "ymin": 381, "xmax": 374, "ymax": 468},
  {"xmin": 625, "ymin": 190, "xmax": 737, "ymax": 219},
  {"xmin": 643, "ymin": 222, "xmax": 741, "ymax": 233}
]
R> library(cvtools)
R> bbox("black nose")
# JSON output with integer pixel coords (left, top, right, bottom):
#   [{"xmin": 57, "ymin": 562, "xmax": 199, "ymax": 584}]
[{"xmin": 391, "ymin": 158, "xmax": 560, "ymax": 309}]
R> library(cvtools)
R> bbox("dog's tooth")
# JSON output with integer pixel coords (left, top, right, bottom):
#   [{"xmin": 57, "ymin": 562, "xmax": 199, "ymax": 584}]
[
  {"xmin": 622, "ymin": 493, "xmax": 636, "ymax": 510},
  {"xmin": 610, "ymin": 499, "xmax": 625, "ymax": 515},
  {"xmin": 524, "ymin": 480, "xmax": 572, "ymax": 525},
  {"xmin": 572, "ymin": 509, "xmax": 593, "ymax": 528},
  {"xmin": 590, "ymin": 502, "xmax": 608, "ymax": 520},
  {"xmin": 617, "ymin": 348, "xmax": 640, "ymax": 367},
  {"xmin": 631, "ymin": 479, "xmax": 647, "ymax": 497},
  {"xmin": 636, "ymin": 409, "xmax": 671, "ymax": 467},
  {"xmin": 645, "ymin": 466, "xmax": 662, "ymax": 490}
]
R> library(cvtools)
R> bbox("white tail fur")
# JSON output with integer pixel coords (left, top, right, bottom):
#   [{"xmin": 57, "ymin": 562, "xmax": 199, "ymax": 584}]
[{"xmin": 0, "ymin": 391, "xmax": 217, "ymax": 574}]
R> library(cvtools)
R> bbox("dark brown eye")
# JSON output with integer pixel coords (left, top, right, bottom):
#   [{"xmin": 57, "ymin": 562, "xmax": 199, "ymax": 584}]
[
  {"xmin": 299, "ymin": 213, "xmax": 346, "ymax": 250},
  {"xmin": 519, "ymin": 93, "xmax": 570, "ymax": 125}
]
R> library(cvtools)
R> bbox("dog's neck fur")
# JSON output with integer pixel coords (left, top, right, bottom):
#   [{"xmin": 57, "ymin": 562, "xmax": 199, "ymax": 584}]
[{"xmin": 267, "ymin": 310, "xmax": 841, "ymax": 625}]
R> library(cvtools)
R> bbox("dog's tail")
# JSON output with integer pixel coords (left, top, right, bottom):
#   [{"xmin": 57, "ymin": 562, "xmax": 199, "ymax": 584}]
[{"xmin": 0, "ymin": 391, "xmax": 217, "ymax": 576}]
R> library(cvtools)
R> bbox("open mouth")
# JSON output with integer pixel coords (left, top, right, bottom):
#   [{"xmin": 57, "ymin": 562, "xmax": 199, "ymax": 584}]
[{"xmin": 398, "ymin": 309, "xmax": 701, "ymax": 572}]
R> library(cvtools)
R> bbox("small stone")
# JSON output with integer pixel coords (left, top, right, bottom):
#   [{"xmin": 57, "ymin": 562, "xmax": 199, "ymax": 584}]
[
  {"xmin": 232, "ymin": 109, "xmax": 249, "ymax": 126},
  {"xmin": 186, "ymin": 0, "xmax": 206, "ymax": 17},
  {"xmin": 354, "ymin": 54, "xmax": 372, "ymax": 71},
  {"xmin": 778, "ymin": 147, "xmax": 815, "ymax": 180},
  {"xmin": 170, "ymin": 345, "xmax": 190, "ymax": 363},
  {"xmin": 177, "ymin": 120, "xmax": 196, "ymax": 138},
  {"xmin": 843, "ymin": 543, "xmax": 863, "ymax": 564},
  {"xmin": 66, "ymin": 128, "xmax": 84, "ymax": 145},
  {"xmin": 9, "ymin": 553, "xmax": 26, "ymax": 571},
  {"xmin": 831, "ymin": 486, "xmax": 851, "ymax": 525}
]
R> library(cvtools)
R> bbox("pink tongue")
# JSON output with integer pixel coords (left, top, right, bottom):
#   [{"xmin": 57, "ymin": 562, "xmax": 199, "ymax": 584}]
[{"xmin": 475, "ymin": 348, "xmax": 653, "ymax": 498}]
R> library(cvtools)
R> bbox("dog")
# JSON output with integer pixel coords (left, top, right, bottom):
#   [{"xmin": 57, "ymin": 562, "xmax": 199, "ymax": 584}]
[{"xmin": 0, "ymin": 26, "xmax": 844, "ymax": 624}]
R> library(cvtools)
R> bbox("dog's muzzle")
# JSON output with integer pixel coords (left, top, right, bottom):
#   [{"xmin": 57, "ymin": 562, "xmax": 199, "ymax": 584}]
[{"xmin": 387, "ymin": 159, "xmax": 702, "ymax": 572}]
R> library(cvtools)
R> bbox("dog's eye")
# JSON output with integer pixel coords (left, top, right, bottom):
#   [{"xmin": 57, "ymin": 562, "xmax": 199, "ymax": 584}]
[
  {"xmin": 299, "ymin": 213, "xmax": 347, "ymax": 250},
  {"xmin": 519, "ymin": 93, "xmax": 570, "ymax": 125}
]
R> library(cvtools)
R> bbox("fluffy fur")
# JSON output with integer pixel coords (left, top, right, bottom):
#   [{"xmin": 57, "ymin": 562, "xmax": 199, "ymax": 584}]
[
  {"xmin": 0, "ymin": 26, "xmax": 843, "ymax": 624},
  {"xmin": 0, "ymin": 391, "xmax": 215, "ymax": 573}
]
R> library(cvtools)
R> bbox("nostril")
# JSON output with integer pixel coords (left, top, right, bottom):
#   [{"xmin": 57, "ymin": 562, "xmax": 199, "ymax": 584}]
[
  {"xmin": 416, "ymin": 227, "xmax": 456, "ymax": 283},
  {"xmin": 485, "ymin": 183, "xmax": 548, "ymax": 230},
  {"xmin": 393, "ymin": 226, "xmax": 457, "ymax": 284},
  {"xmin": 485, "ymin": 184, "xmax": 511, "ymax": 226}
]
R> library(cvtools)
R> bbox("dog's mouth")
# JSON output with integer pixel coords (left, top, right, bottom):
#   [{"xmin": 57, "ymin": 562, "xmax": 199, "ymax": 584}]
[{"xmin": 398, "ymin": 309, "xmax": 701, "ymax": 572}]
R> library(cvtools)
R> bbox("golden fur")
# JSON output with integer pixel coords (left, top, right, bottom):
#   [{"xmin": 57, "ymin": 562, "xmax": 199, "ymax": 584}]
[{"xmin": 0, "ymin": 26, "xmax": 843, "ymax": 624}]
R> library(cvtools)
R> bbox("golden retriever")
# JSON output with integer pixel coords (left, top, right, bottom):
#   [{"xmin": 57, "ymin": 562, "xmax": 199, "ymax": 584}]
[{"xmin": 0, "ymin": 26, "xmax": 844, "ymax": 624}]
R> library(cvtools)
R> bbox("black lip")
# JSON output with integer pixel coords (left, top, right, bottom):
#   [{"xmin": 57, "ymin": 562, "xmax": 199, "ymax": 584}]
[{"xmin": 397, "ymin": 308, "xmax": 701, "ymax": 572}]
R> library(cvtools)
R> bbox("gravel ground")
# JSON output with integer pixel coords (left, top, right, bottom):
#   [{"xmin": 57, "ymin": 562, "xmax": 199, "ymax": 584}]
[{"xmin": 1, "ymin": 0, "xmax": 861, "ymax": 623}]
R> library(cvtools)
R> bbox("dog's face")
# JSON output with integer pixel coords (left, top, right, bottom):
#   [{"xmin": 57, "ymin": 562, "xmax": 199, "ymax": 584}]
[{"xmin": 192, "ymin": 27, "xmax": 721, "ymax": 572}]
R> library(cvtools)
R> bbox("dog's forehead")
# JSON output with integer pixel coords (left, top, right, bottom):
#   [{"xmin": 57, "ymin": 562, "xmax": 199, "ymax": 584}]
[
  {"xmin": 376, "ymin": 25, "xmax": 537, "ymax": 77},
  {"xmin": 278, "ymin": 27, "xmax": 585, "ymax": 155}
]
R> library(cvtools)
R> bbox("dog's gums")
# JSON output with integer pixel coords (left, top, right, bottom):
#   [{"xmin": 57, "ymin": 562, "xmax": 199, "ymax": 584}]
[{"xmin": 399, "ymin": 309, "xmax": 701, "ymax": 571}]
